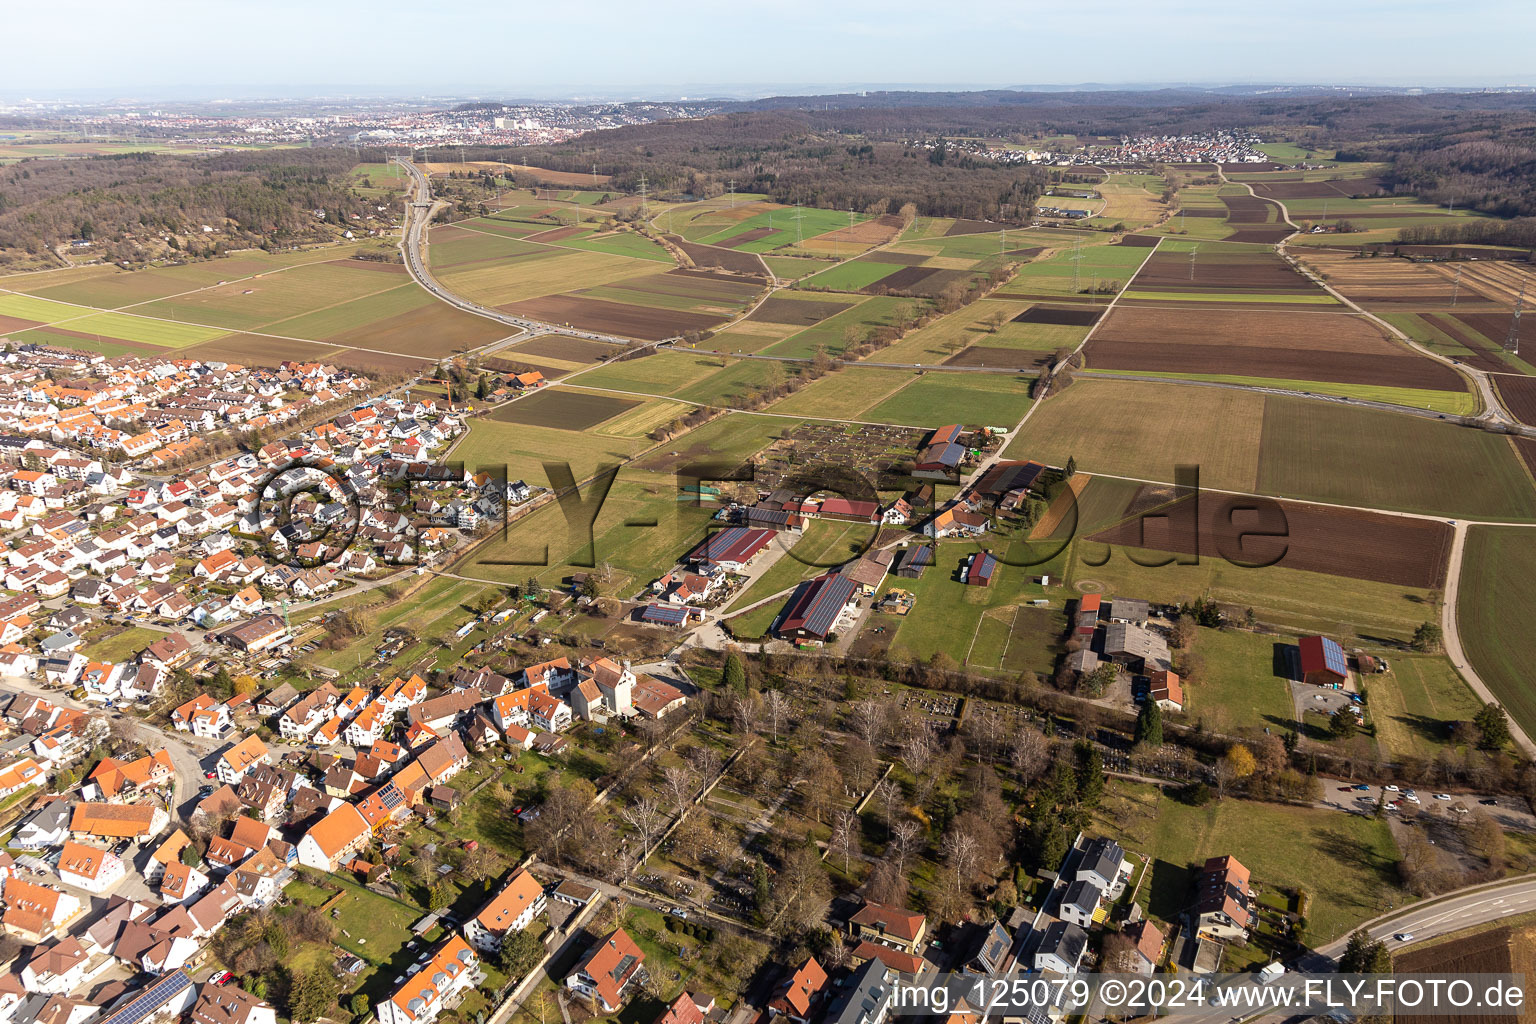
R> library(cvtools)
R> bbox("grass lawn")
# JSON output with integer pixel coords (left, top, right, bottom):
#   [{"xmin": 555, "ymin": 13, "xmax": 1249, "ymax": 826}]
[
  {"xmin": 288, "ymin": 873, "xmax": 423, "ymax": 965},
  {"xmin": 1457, "ymin": 526, "xmax": 1536, "ymax": 739},
  {"xmin": 1365, "ymin": 656, "xmax": 1484, "ymax": 760},
  {"xmin": 1097, "ymin": 780, "xmax": 1403, "ymax": 943},
  {"xmin": 453, "ymin": 416, "xmax": 649, "ymax": 491},
  {"xmin": 1185, "ymin": 626, "xmax": 1298, "ymax": 735},
  {"xmin": 574, "ymin": 351, "xmax": 726, "ymax": 396},
  {"xmin": 81, "ymin": 626, "xmax": 164, "ymax": 663},
  {"xmin": 768, "ymin": 368, "xmax": 917, "ymax": 420},
  {"xmin": 887, "ymin": 559, "xmax": 1054, "ymax": 666},
  {"xmin": 767, "ymin": 296, "xmax": 918, "ymax": 359}
]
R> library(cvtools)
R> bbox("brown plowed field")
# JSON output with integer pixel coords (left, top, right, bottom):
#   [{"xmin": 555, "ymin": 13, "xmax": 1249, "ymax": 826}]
[
  {"xmin": 667, "ymin": 236, "xmax": 767, "ymax": 277},
  {"xmin": 509, "ymin": 335, "xmax": 620, "ymax": 363},
  {"xmin": 716, "ymin": 227, "xmax": 776, "ymax": 249},
  {"xmin": 524, "ymin": 226, "xmax": 585, "ymax": 243},
  {"xmin": 1250, "ymin": 181, "xmax": 1343, "ymax": 199},
  {"xmin": 0, "ymin": 315, "xmax": 42, "ymax": 334},
  {"xmin": 1451, "ymin": 312, "xmax": 1534, "ymax": 355},
  {"xmin": 1395, "ymin": 921, "xmax": 1535, "ymax": 1024},
  {"xmin": 944, "ymin": 346, "xmax": 1052, "ymax": 368},
  {"xmin": 328, "ymin": 303, "xmax": 509, "ymax": 356},
  {"xmin": 1222, "ymin": 197, "xmax": 1282, "ymax": 223},
  {"xmin": 1226, "ymin": 227, "xmax": 1296, "ymax": 243},
  {"xmin": 501, "ymin": 294, "xmax": 723, "ymax": 341},
  {"xmin": 1087, "ymin": 485, "xmax": 1452, "ymax": 587},
  {"xmin": 1013, "ymin": 306, "xmax": 1103, "ymax": 326},
  {"xmin": 866, "ymin": 266, "xmax": 970, "ymax": 297},
  {"xmin": 1085, "ymin": 306, "xmax": 1466, "ymax": 389},
  {"xmin": 1174, "ymin": 208, "xmax": 1224, "ymax": 217},
  {"xmin": 489, "ymin": 388, "xmax": 639, "ymax": 430},
  {"xmin": 1514, "ymin": 437, "xmax": 1536, "ymax": 479},
  {"xmin": 1295, "ymin": 252, "xmax": 1462, "ymax": 306},
  {"xmin": 328, "ymin": 348, "xmax": 434, "ymax": 373},
  {"xmin": 184, "ymin": 334, "xmax": 338, "ymax": 365},
  {"xmin": 945, "ymin": 218, "xmax": 999, "ymax": 236},
  {"xmin": 1115, "ymin": 234, "xmax": 1162, "ymax": 246},
  {"xmin": 508, "ymin": 166, "xmax": 611, "ymax": 187},
  {"xmin": 863, "ymin": 251, "xmax": 929, "ymax": 265},
  {"xmin": 815, "ymin": 214, "xmax": 904, "ymax": 245},
  {"xmin": 619, "ymin": 272, "xmax": 760, "ymax": 303},
  {"xmin": 1495, "ymin": 375, "xmax": 1536, "ymax": 424},
  {"xmin": 749, "ymin": 296, "xmax": 857, "ymax": 326},
  {"xmin": 1131, "ymin": 251, "xmax": 1319, "ymax": 294}
]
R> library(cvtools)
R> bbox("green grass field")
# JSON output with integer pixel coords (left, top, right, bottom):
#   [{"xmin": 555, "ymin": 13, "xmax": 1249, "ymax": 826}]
[
  {"xmin": 862, "ymin": 371, "xmax": 1033, "ymax": 428},
  {"xmin": 1457, "ymin": 526, "xmax": 1536, "ymax": 739},
  {"xmin": 766, "ymin": 296, "xmax": 918, "ymax": 359},
  {"xmin": 1365, "ymin": 656, "xmax": 1484, "ymax": 760},
  {"xmin": 1256, "ymin": 398, "xmax": 1536, "ymax": 519},
  {"xmin": 1009, "ymin": 379, "xmax": 1266, "ymax": 493},
  {"xmin": 1098, "ymin": 781, "xmax": 1402, "ymax": 943},
  {"xmin": 1187, "ymin": 626, "xmax": 1298, "ymax": 735},
  {"xmin": 768, "ymin": 368, "xmax": 918, "ymax": 419},
  {"xmin": 799, "ymin": 260, "xmax": 904, "ymax": 293}
]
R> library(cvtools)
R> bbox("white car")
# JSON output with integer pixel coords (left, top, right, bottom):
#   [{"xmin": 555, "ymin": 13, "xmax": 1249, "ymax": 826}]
[
  {"xmin": 1404, "ymin": 791, "xmax": 1421, "ymax": 803},
  {"xmin": 1433, "ymin": 793, "xmax": 1452, "ymax": 801},
  {"xmin": 1394, "ymin": 933, "xmax": 1414, "ymax": 942},
  {"xmin": 1384, "ymin": 784, "xmax": 1400, "ymax": 792}
]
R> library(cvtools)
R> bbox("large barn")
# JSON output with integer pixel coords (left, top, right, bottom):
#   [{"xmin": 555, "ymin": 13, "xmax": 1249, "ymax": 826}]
[
  {"xmin": 1298, "ymin": 635, "xmax": 1348, "ymax": 687},
  {"xmin": 775, "ymin": 573, "xmax": 857, "ymax": 643}
]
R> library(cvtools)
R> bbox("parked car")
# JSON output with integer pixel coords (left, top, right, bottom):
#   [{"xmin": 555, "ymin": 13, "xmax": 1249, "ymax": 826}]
[
  {"xmin": 1354, "ymin": 784, "xmax": 1371, "ymax": 791},
  {"xmin": 1433, "ymin": 793, "xmax": 1452, "ymax": 801},
  {"xmin": 1384, "ymin": 784, "xmax": 1400, "ymax": 792}
]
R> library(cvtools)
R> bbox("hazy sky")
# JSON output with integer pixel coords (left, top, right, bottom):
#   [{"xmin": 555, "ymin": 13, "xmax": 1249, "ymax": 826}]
[{"xmin": 5, "ymin": 0, "xmax": 1533, "ymax": 98}]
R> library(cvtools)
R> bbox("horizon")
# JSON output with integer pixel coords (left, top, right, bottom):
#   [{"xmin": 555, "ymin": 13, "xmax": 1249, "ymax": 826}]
[{"xmin": 4, "ymin": 0, "xmax": 1534, "ymax": 100}]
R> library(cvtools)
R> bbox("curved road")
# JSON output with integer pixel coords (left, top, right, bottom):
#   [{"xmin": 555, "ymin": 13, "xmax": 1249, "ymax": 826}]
[{"xmin": 393, "ymin": 157, "xmax": 645, "ymax": 346}]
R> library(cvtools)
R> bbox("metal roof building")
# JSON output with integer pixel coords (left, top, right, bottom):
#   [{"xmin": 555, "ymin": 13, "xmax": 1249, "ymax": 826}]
[
  {"xmin": 776, "ymin": 573, "xmax": 857, "ymax": 641},
  {"xmin": 1298, "ymin": 635, "xmax": 1348, "ymax": 685},
  {"xmin": 688, "ymin": 527, "xmax": 775, "ymax": 568},
  {"xmin": 964, "ymin": 551, "xmax": 997, "ymax": 587}
]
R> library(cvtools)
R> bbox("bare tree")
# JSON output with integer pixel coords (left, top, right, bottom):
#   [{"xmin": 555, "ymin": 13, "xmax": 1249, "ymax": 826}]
[
  {"xmin": 763, "ymin": 689, "xmax": 791, "ymax": 742},
  {"xmin": 1009, "ymin": 729, "xmax": 1051, "ymax": 782},
  {"xmin": 685, "ymin": 744, "xmax": 721, "ymax": 782},
  {"xmin": 830, "ymin": 808, "xmax": 860, "ymax": 873},
  {"xmin": 874, "ymin": 778, "xmax": 900, "ymax": 824},
  {"xmin": 849, "ymin": 698, "xmax": 889, "ymax": 747},
  {"xmin": 890, "ymin": 819, "xmax": 920, "ymax": 873},
  {"xmin": 942, "ymin": 829, "xmax": 979, "ymax": 885},
  {"xmin": 620, "ymin": 797, "xmax": 666, "ymax": 861},
  {"xmin": 731, "ymin": 692, "xmax": 761, "ymax": 736},
  {"xmin": 898, "ymin": 728, "xmax": 934, "ymax": 776},
  {"xmin": 661, "ymin": 764, "xmax": 698, "ymax": 822}
]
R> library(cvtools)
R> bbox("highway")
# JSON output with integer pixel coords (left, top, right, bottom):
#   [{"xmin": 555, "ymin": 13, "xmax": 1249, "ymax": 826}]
[{"xmin": 392, "ymin": 157, "xmax": 643, "ymax": 346}]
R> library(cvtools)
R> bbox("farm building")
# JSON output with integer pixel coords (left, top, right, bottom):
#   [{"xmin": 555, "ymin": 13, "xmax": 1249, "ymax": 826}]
[
  {"xmin": 688, "ymin": 528, "xmax": 775, "ymax": 571},
  {"xmin": 838, "ymin": 556, "xmax": 889, "ymax": 596},
  {"xmin": 1103, "ymin": 623, "xmax": 1170, "ymax": 674},
  {"xmin": 1074, "ymin": 593, "xmax": 1102, "ymax": 636},
  {"xmin": 745, "ymin": 506, "xmax": 804, "ymax": 532},
  {"xmin": 810, "ymin": 497, "xmax": 880, "ymax": 524},
  {"xmin": 963, "ymin": 551, "xmax": 997, "ymax": 587},
  {"xmin": 775, "ymin": 573, "xmax": 858, "ymax": 643},
  {"xmin": 638, "ymin": 604, "xmax": 702, "ymax": 628},
  {"xmin": 1109, "ymin": 598, "xmax": 1150, "ymax": 625},
  {"xmin": 893, "ymin": 545, "xmax": 933, "ymax": 579},
  {"xmin": 923, "ymin": 506, "xmax": 990, "ymax": 539},
  {"xmin": 914, "ymin": 424, "xmax": 965, "ymax": 479},
  {"xmin": 971, "ymin": 460, "xmax": 1047, "ymax": 504},
  {"xmin": 1298, "ymin": 635, "xmax": 1348, "ymax": 687}
]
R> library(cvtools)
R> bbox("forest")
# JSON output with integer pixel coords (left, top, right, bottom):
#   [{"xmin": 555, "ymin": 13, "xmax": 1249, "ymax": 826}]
[{"xmin": 0, "ymin": 148, "xmax": 391, "ymax": 268}]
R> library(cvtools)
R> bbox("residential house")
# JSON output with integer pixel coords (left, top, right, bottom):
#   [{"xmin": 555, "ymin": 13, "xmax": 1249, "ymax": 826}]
[
  {"xmin": 848, "ymin": 901, "xmax": 927, "ymax": 955},
  {"xmin": 374, "ymin": 935, "xmax": 481, "ymax": 1024},
  {"xmin": 463, "ymin": 868, "xmax": 547, "ymax": 952},
  {"xmin": 565, "ymin": 928, "xmax": 645, "ymax": 1013},
  {"xmin": 56, "ymin": 840, "xmax": 125, "ymax": 893},
  {"xmin": 769, "ymin": 957, "xmax": 828, "ymax": 1023}
]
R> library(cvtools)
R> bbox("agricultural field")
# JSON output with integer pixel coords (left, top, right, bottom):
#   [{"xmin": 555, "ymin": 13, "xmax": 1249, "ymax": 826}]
[
  {"xmin": 870, "ymin": 298, "xmax": 1079, "ymax": 367},
  {"xmin": 1457, "ymin": 526, "xmax": 1536, "ymax": 740},
  {"xmin": 1083, "ymin": 305, "xmax": 1469, "ymax": 394},
  {"xmin": 1184, "ymin": 626, "xmax": 1298, "ymax": 735},
  {"xmin": 1008, "ymin": 378, "xmax": 1268, "ymax": 492},
  {"xmin": 1255, "ymin": 398, "xmax": 1536, "ymax": 519},
  {"xmin": 862, "ymin": 371, "xmax": 1033, "ymax": 428},
  {"xmin": 763, "ymin": 295, "xmax": 920, "ymax": 359},
  {"xmin": 1380, "ymin": 312, "xmax": 1534, "ymax": 377},
  {"xmin": 1012, "ymin": 380, "xmax": 1529, "ymax": 519},
  {"xmin": 1120, "ymin": 247, "xmax": 1339, "ymax": 307},
  {"xmin": 994, "ymin": 240, "xmax": 1152, "ymax": 299}
]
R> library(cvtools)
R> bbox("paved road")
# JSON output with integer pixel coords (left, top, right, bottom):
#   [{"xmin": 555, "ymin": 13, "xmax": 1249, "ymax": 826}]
[
  {"xmin": 1439, "ymin": 522, "xmax": 1536, "ymax": 754},
  {"xmin": 394, "ymin": 158, "xmax": 643, "ymax": 346}
]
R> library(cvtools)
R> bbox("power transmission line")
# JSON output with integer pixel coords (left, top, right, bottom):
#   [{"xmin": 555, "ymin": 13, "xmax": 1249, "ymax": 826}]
[{"xmin": 1506, "ymin": 285, "xmax": 1526, "ymax": 355}]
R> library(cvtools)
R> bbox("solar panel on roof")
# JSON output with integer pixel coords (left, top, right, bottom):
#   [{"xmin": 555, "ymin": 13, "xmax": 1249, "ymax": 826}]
[
  {"xmin": 101, "ymin": 969, "xmax": 192, "ymax": 1024},
  {"xmin": 642, "ymin": 604, "xmax": 687, "ymax": 624}
]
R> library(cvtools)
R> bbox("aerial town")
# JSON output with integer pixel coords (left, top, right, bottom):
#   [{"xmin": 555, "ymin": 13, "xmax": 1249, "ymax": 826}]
[{"xmin": 0, "ymin": 6, "xmax": 1533, "ymax": 1024}]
